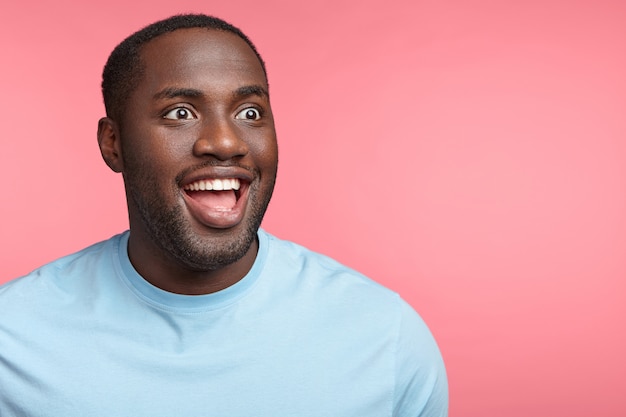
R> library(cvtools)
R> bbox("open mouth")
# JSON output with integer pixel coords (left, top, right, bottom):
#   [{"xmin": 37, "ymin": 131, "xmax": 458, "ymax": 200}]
[{"xmin": 182, "ymin": 178, "xmax": 244, "ymax": 211}]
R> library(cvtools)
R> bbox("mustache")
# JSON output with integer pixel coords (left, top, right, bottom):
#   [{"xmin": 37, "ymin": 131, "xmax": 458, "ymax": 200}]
[{"xmin": 175, "ymin": 160, "xmax": 258, "ymax": 184}]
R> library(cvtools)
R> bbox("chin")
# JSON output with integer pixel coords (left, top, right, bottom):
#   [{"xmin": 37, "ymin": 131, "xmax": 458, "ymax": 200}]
[{"xmin": 145, "ymin": 209, "xmax": 260, "ymax": 272}]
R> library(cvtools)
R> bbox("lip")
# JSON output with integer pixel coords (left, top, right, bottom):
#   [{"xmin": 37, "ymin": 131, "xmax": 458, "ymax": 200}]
[
  {"xmin": 179, "ymin": 166, "xmax": 254, "ymax": 188},
  {"xmin": 179, "ymin": 166, "xmax": 254, "ymax": 229}
]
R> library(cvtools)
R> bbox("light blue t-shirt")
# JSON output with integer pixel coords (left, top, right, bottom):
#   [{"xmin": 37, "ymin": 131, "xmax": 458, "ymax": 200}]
[{"xmin": 0, "ymin": 230, "xmax": 448, "ymax": 416}]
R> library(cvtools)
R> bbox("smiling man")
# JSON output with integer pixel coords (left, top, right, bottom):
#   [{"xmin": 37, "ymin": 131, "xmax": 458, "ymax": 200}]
[
  {"xmin": 0, "ymin": 14, "xmax": 448, "ymax": 417},
  {"xmin": 98, "ymin": 24, "xmax": 278, "ymax": 295}
]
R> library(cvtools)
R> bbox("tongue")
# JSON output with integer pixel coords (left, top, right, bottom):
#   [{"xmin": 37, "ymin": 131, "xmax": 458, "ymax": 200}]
[{"xmin": 188, "ymin": 190, "xmax": 237, "ymax": 210}]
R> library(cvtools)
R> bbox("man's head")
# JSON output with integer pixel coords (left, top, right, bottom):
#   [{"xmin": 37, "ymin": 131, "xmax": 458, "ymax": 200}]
[
  {"xmin": 101, "ymin": 14, "xmax": 268, "ymax": 124},
  {"xmin": 97, "ymin": 15, "xmax": 278, "ymax": 291}
]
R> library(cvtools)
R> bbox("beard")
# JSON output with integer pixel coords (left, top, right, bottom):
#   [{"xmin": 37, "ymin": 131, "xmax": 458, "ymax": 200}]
[{"xmin": 124, "ymin": 163, "xmax": 275, "ymax": 272}]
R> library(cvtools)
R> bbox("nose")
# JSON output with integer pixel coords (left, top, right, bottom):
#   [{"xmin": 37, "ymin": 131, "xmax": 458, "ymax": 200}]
[{"xmin": 192, "ymin": 116, "xmax": 249, "ymax": 161}]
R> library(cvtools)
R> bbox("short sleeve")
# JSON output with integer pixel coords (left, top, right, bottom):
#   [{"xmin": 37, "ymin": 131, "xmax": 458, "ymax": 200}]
[{"xmin": 393, "ymin": 298, "xmax": 449, "ymax": 417}]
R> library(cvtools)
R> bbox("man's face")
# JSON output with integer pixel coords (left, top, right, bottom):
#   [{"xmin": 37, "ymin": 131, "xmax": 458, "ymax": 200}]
[{"xmin": 117, "ymin": 28, "xmax": 277, "ymax": 272}]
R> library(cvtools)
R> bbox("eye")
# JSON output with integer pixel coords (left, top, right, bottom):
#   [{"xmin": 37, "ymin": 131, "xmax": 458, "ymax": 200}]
[
  {"xmin": 235, "ymin": 107, "xmax": 261, "ymax": 121},
  {"xmin": 163, "ymin": 107, "xmax": 196, "ymax": 120}
]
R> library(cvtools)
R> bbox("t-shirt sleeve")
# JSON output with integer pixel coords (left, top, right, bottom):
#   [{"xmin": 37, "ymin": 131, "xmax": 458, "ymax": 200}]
[{"xmin": 393, "ymin": 298, "xmax": 449, "ymax": 417}]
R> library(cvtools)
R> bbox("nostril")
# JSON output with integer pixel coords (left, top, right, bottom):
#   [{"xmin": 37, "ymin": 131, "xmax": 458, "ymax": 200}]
[{"xmin": 192, "ymin": 128, "xmax": 249, "ymax": 160}]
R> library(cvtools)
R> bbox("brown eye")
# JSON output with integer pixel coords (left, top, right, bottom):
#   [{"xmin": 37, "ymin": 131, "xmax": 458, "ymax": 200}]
[
  {"xmin": 235, "ymin": 108, "xmax": 261, "ymax": 121},
  {"xmin": 164, "ymin": 107, "xmax": 196, "ymax": 120}
]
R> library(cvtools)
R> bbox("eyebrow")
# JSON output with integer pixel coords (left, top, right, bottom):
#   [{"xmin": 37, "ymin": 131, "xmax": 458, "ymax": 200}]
[
  {"xmin": 153, "ymin": 87, "xmax": 204, "ymax": 101},
  {"xmin": 152, "ymin": 85, "xmax": 269, "ymax": 101},
  {"xmin": 234, "ymin": 85, "xmax": 269, "ymax": 99}
]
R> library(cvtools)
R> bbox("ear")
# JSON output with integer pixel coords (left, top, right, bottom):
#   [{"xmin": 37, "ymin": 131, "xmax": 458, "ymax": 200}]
[{"xmin": 97, "ymin": 117, "xmax": 124, "ymax": 173}]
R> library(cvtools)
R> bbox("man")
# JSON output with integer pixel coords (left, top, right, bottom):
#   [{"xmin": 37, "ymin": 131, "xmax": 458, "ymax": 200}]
[{"xmin": 0, "ymin": 14, "xmax": 448, "ymax": 416}]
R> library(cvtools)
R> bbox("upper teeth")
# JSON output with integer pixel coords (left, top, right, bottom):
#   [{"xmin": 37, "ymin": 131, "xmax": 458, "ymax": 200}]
[{"xmin": 184, "ymin": 178, "xmax": 241, "ymax": 191}]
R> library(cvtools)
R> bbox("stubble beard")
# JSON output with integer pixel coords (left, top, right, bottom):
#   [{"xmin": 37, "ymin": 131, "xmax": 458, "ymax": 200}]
[{"xmin": 126, "ymin": 171, "xmax": 275, "ymax": 272}]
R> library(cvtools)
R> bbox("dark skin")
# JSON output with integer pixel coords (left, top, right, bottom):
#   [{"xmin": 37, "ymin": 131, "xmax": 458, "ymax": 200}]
[{"xmin": 97, "ymin": 29, "xmax": 278, "ymax": 295}]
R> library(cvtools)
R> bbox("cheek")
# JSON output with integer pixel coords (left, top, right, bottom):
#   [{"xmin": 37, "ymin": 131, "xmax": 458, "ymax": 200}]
[
  {"xmin": 122, "ymin": 128, "xmax": 191, "ymax": 172},
  {"xmin": 249, "ymin": 132, "xmax": 278, "ymax": 169}
]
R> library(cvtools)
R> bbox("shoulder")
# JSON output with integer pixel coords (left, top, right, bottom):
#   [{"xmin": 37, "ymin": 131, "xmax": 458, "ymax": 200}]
[
  {"xmin": 260, "ymin": 229, "xmax": 401, "ymax": 308},
  {"xmin": 0, "ymin": 233, "xmax": 126, "ymax": 307},
  {"xmin": 260, "ymin": 230, "xmax": 449, "ymax": 416},
  {"xmin": 260, "ymin": 230, "xmax": 394, "ymax": 292}
]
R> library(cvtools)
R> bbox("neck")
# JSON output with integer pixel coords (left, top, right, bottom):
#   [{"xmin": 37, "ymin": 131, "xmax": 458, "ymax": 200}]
[{"xmin": 126, "ymin": 231, "xmax": 258, "ymax": 295}]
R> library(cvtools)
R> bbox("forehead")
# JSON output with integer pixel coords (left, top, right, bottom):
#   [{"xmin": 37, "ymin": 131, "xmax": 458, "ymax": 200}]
[{"xmin": 137, "ymin": 28, "xmax": 267, "ymax": 91}]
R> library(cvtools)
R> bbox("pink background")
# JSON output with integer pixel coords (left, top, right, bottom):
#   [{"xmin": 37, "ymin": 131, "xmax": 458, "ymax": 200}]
[{"xmin": 1, "ymin": 0, "xmax": 625, "ymax": 415}]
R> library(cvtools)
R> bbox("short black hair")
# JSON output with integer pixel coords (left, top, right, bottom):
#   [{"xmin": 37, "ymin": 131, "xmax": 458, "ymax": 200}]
[{"xmin": 101, "ymin": 14, "xmax": 267, "ymax": 122}]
